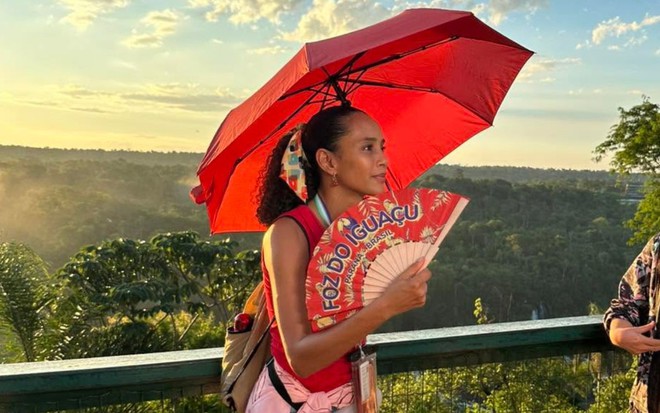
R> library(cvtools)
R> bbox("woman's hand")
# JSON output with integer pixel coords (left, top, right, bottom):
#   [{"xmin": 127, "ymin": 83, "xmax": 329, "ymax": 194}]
[
  {"xmin": 376, "ymin": 258, "xmax": 431, "ymax": 319},
  {"xmin": 609, "ymin": 319, "xmax": 660, "ymax": 355}
]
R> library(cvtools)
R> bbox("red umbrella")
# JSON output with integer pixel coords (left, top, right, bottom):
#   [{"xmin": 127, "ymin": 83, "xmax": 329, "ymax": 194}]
[{"xmin": 192, "ymin": 8, "xmax": 533, "ymax": 234}]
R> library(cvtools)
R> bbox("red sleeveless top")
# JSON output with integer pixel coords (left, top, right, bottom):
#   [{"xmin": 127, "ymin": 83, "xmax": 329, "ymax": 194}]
[{"xmin": 262, "ymin": 205, "xmax": 352, "ymax": 392}]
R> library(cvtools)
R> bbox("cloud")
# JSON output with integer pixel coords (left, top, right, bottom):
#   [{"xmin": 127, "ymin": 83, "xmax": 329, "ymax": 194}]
[
  {"xmin": 15, "ymin": 83, "xmax": 243, "ymax": 114},
  {"xmin": 58, "ymin": 84, "xmax": 113, "ymax": 99},
  {"xmin": 122, "ymin": 84, "xmax": 244, "ymax": 112},
  {"xmin": 486, "ymin": 0, "xmax": 547, "ymax": 26},
  {"xmin": 591, "ymin": 14, "xmax": 660, "ymax": 45},
  {"xmin": 279, "ymin": 0, "xmax": 391, "ymax": 42},
  {"xmin": 575, "ymin": 40, "xmax": 590, "ymax": 50},
  {"xmin": 189, "ymin": 0, "xmax": 547, "ymax": 41},
  {"xmin": 623, "ymin": 34, "xmax": 648, "ymax": 47},
  {"xmin": 113, "ymin": 60, "xmax": 138, "ymax": 70},
  {"xmin": 123, "ymin": 9, "xmax": 180, "ymax": 48},
  {"xmin": 247, "ymin": 45, "xmax": 289, "ymax": 54},
  {"xmin": 277, "ymin": 0, "xmax": 548, "ymax": 43},
  {"xmin": 57, "ymin": 0, "xmax": 129, "ymax": 31},
  {"xmin": 70, "ymin": 107, "xmax": 112, "ymax": 113},
  {"xmin": 391, "ymin": 0, "xmax": 547, "ymax": 26},
  {"xmin": 188, "ymin": 0, "xmax": 304, "ymax": 25},
  {"xmin": 517, "ymin": 56, "xmax": 581, "ymax": 83}
]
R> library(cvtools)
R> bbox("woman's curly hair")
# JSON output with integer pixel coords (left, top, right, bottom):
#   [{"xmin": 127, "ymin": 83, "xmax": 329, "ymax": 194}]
[{"xmin": 256, "ymin": 105, "xmax": 365, "ymax": 225}]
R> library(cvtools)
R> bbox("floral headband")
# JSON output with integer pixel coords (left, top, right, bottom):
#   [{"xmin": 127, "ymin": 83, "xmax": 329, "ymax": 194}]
[{"xmin": 280, "ymin": 128, "xmax": 308, "ymax": 202}]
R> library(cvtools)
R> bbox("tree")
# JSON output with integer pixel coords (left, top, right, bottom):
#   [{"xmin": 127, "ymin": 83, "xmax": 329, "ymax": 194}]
[
  {"xmin": 593, "ymin": 97, "xmax": 660, "ymax": 243},
  {"xmin": 0, "ymin": 242, "xmax": 52, "ymax": 361},
  {"xmin": 46, "ymin": 232, "xmax": 260, "ymax": 359},
  {"xmin": 626, "ymin": 179, "xmax": 660, "ymax": 244},
  {"xmin": 593, "ymin": 97, "xmax": 660, "ymax": 176}
]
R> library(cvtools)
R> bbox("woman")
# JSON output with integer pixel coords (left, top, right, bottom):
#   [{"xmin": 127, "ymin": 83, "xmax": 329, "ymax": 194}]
[{"xmin": 247, "ymin": 105, "xmax": 431, "ymax": 412}]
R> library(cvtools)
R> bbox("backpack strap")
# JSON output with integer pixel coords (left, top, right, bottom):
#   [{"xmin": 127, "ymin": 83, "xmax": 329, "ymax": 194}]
[
  {"xmin": 267, "ymin": 358, "xmax": 304, "ymax": 411},
  {"xmin": 226, "ymin": 317, "xmax": 275, "ymax": 397}
]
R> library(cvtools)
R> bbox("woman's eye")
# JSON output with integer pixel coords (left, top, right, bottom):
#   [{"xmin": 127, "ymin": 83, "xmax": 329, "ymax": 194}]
[{"xmin": 362, "ymin": 144, "xmax": 373, "ymax": 151}]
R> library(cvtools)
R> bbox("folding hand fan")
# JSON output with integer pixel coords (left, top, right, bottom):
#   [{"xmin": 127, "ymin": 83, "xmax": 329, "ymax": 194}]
[{"xmin": 305, "ymin": 188, "xmax": 469, "ymax": 332}]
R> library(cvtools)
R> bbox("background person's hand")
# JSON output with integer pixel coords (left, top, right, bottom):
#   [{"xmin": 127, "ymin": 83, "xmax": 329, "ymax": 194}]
[
  {"xmin": 609, "ymin": 319, "xmax": 660, "ymax": 355},
  {"xmin": 377, "ymin": 258, "xmax": 431, "ymax": 318}
]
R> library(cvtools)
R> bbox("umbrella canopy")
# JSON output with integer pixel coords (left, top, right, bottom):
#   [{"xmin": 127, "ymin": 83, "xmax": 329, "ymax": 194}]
[{"xmin": 192, "ymin": 8, "xmax": 533, "ymax": 234}]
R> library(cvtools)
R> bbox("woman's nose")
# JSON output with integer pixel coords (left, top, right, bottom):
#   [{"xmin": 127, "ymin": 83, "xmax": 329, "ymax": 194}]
[{"xmin": 379, "ymin": 150, "xmax": 388, "ymax": 167}]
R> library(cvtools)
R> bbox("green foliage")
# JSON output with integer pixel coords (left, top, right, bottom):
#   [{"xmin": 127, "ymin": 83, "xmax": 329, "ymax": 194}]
[
  {"xmin": 44, "ymin": 232, "xmax": 259, "ymax": 359},
  {"xmin": 587, "ymin": 363, "xmax": 635, "ymax": 413},
  {"xmin": 378, "ymin": 356, "xmax": 617, "ymax": 412},
  {"xmin": 593, "ymin": 97, "xmax": 660, "ymax": 176},
  {"xmin": 593, "ymin": 97, "xmax": 660, "ymax": 243},
  {"xmin": 0, "ymin": 243, "xmax": 52, "ymax": 361},
  {"xmin": 627, "ymin": 178, "xmax": 660, "ymax": 244},
  {"xmin": 473, "ymin": 298, "xmax": 490, "ymax": 325},
  {"xmin": 378, "ymin": 299, "xmax": 633, "ymax": 413}
]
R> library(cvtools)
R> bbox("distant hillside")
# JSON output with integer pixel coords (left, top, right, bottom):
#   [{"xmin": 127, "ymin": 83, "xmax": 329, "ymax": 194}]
[
  {"xmin": 0, "ymin": 145, "xmax": 645, "ymax": 184},
  {"xmin": 0, "ymin": 144, "xmax": 647, "ymax": 328},
  {"xmin": 427, "ymin": 164, "xmax": 646, "ymax": 184},
  {"xmin": 0, "ymin": 145, "xmax": 202, "ymax": 167}
]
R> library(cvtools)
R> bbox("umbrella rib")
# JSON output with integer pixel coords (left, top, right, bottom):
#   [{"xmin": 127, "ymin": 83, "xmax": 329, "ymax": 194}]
[
  {"xmin": 321, "ymin": 53, "xmax": 365, "ymax": 107},
  {"xmin": 338, "ymin": 79, "xmax": 442, "ymax": 93},
  {"xmin": 300, "ymin": 82, "xmax": 345, "ymax": 108},
  {"xmin": 342, "ymin": 36, "xmax": 459, "ymax": 79},
  {"xmin": 322, "ymin": 51, "xmax": 366, "ymax": 84},
  {"xmin": 218, "ymin": 87, "xmax": 331, "ymax": 221},
  {"xmin": 235, "ymin": 88, "xmax": 326, "ymax": 164},
  {"xmin": 280, "ymin": 36, "xmax": 458, "ymax": 102},
  {"xmin": 342, "ymin": 70, "xmax": 367, "ymax": 97},
  {"xmin": 329, "ymin": 78, "xmax": 493, "ymax": 126}
]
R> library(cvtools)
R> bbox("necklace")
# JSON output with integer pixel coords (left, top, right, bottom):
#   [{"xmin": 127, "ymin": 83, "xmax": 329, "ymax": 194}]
[{"xmin": 312, "ymin": 193, "xmax": 332, "ymax": 227}]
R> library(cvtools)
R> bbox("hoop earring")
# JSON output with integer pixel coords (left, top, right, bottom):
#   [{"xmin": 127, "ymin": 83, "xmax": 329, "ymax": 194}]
[{"xmin": 331, "ymin": 173, "xmax": 339, "ymax": 186}]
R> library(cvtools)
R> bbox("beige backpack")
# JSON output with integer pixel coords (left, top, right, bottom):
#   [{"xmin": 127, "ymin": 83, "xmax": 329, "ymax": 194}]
[{"xmin": 220, "ymin": 282, "xmax": 274, "ymax": 412}]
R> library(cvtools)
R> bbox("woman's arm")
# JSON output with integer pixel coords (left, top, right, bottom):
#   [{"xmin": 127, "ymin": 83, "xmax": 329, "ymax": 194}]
[{"xmin": 264, "ymin": 218, "xmax": 430, "ymax": 378}]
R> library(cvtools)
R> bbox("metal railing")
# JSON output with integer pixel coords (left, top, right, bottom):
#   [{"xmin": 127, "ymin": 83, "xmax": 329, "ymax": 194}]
[{"xmin": 0, "ymin": 315, "xmax": 628, "ymax": 412}]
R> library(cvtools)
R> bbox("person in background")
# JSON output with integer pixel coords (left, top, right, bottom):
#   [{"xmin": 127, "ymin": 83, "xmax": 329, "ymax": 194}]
[{"xmin": 605, "ymin": 233, "xmax": 660, "ymax": 413}]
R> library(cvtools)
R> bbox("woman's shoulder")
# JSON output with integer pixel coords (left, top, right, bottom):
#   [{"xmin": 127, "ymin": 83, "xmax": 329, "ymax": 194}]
[
  {"xmin": 264, "ymin": 208, "xmax": 309, "ymax": 244},
  {"xmin": 278, "ymin": 204, "xmax": 312, "ymax": 219}
]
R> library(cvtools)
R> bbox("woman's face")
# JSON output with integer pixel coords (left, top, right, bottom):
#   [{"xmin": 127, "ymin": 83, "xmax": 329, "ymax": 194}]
[{"xmin": 332, "ymin": 112, "xmax": 388, "ymax": 197}]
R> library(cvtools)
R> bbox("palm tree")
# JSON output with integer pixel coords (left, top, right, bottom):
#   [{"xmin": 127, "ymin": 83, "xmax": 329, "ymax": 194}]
[{"xmin": 0, "ymin": 242, "xmax": 51, "ymax": 362}]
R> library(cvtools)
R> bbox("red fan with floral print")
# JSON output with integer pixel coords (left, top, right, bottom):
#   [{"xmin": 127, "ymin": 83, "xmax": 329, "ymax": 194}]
[{"xmin": 305, "ymin": 188, "xmax": 469, "ymax": 332}]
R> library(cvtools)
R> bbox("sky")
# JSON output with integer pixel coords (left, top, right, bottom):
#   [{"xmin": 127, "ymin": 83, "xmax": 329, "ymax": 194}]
[{"xmin": 1, "ymin": 0, "xmax": 659, "ymax": 171}]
